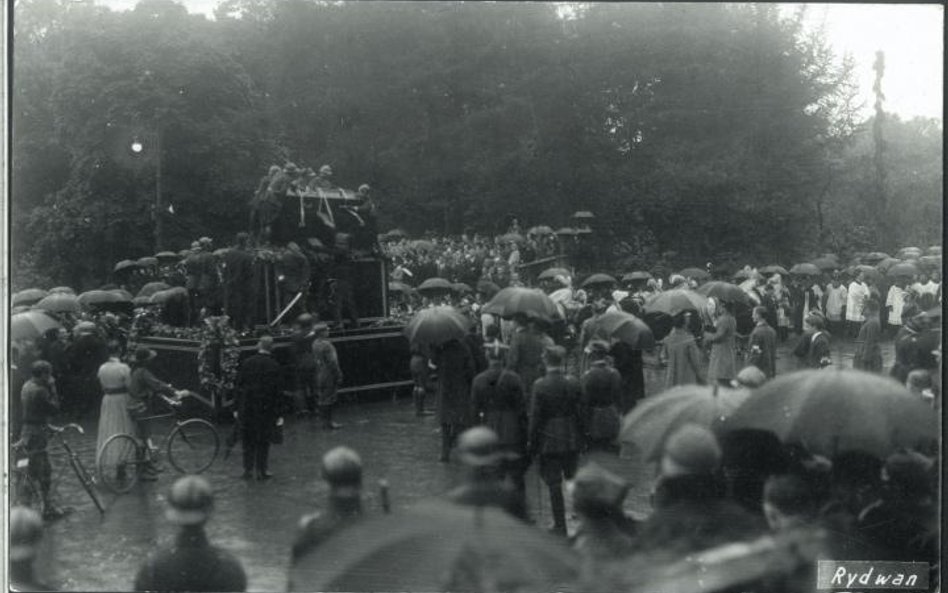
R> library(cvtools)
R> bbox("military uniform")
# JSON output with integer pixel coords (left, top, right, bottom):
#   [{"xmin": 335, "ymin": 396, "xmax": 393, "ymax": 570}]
[{"xmin": 134, "ymin": 528, "xmax": 246, "ymax": 592}]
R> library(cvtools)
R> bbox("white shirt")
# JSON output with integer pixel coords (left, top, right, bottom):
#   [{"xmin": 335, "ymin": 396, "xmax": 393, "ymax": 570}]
[
  {"xmin": 885, "ymin": 285, "xmax": 906, "ymax": 326},
  {"xmin": 914, "ymin": 280, "xmax": 939, "ymax": 296},
  {"xmin": 824, "ymin": 285, "xmax": 847, "ymax": 319},
  {"xmin": 846, "ymin": 281, "xmax": 869, "ymax": 322}
]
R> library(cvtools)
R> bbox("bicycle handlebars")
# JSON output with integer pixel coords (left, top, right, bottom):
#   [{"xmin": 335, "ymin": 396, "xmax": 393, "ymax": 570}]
[{"xmin": 47, "ymin": 423, "xmax": 84, "ymax": 435}]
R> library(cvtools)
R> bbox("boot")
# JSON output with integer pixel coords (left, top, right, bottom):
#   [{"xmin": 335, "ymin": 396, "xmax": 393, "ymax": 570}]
[
  {"xmin": 549, "ymin": 483, "xmax": 567, "ymax": 536},
  {"xmin": 413, "ymin": 387, "xmax": 426, "ymax": 417},
  {"xmin": 321, "ymin": 406, "xmax": 342, "ymax": 430}
]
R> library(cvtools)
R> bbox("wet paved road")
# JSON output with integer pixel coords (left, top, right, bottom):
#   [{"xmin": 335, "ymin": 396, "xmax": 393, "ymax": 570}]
[{"xmin": 27, "ymin": 338, "xmax": 896, "ymax": 591}]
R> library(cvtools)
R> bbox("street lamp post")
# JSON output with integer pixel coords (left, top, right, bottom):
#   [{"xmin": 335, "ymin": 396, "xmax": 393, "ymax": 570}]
[{"xmin": 132, "ymin": 120, "xmax": 163, "ymax": 252}]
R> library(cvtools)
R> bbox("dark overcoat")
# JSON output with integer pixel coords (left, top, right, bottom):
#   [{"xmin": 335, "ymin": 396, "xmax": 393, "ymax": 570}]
[
  {"xmin": 434, "ymin": 339, "xmax": 475, "ymax": 426},
  {"xmin": 528, "ymin": 370, "xmax": 583, "ymax": 455},
  {"xmin": 747, "ymin": 322, "xmax": 778, "ymax": 378},
  {"xmin": 471, "ymin": 365, "xmax": 526, "ymax": 449},
  {"xmin": 134, "ymin": 528, "xmax": 247, "ymax": 592},
  {"xmin": 235, "ymin": 351, "xmax": 282, "ymax": 440}
]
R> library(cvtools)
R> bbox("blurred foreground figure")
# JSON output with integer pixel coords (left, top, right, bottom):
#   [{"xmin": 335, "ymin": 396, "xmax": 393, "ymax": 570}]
[
  {"xmin": 570, "ymin": 462, "xmax": 637, "ymax": 562},
  {"xmin": 10, "ymin": 506, "xmax": 54, "ymax": 592},
  {"xmin": 134, "ymin": 476, "xmax": 247, "ymax": 592},
  {"xmin": 446, "ymin": 426, "xmax": 526, "ymax": 520}
]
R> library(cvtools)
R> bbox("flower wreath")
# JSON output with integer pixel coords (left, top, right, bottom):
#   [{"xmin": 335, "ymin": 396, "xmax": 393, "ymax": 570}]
[{"xmin": 197, "ymin": 315, "xmax": 241, "ymax": 399}]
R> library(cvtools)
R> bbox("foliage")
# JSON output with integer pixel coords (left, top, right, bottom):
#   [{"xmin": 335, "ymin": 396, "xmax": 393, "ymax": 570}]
[{"xmin": 196, "ymin": 315, "xmax": 241, "ymax": 398}]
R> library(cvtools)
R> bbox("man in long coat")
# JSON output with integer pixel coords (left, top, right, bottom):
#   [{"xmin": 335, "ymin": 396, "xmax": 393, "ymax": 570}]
[
  {"xmin": 747, "ymin": 306, "xmax": 778, "ymax": 378},
  {"xmin": 234, "ymin": 336, "xmax": 282, "ymax": 480},
  {"xmin": 580, "ymin": 340, "xmax": 622, "ymax": 451},
  {"xmin": 506, "ymin": 316, "xmax": 554, "ymax": 395},
  {"xmin": 703, "ymin": 300, "xmax": 738, "ymax": 386},
  {"xmin": 220, "ymin": 232, "xmax": 256, "ymax": 330},
  {"xmin": 433, "ymin": 337, "xmax": 475, "ymax": 462},
  {"xmin": 312, "ymin": 322, "xmax": 343, "ymax": 429},
  {"xmin": 528, "ymin": 345, "xmax": 583, "ymax": 535}
]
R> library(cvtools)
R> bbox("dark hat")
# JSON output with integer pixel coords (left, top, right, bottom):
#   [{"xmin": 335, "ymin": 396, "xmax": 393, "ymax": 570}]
[
  {"xmin": 543, "ymin": 345, "xmax": 567, "ymax": 367},
  {"xmin": 456, "ymin": 427, "xmax": 506, "ymax": 467},
  {"xmin": 663, "ymin": 423, "xmax": 722, "ymax": 476},
  {"xmin": 296, "ymin": 313, "xmax": 315, "ymax": 328},
  {"xmin": 572, "ymin": 462, "xmax": 629, "ymax": 510},
  {"xmin": 321, "ymin": 447, "xmax": 363, "ymax": 496},
  {"xmin": 9, "ymin": 507, "xmax": 43, "ymax": 561},
  {"xmin": 166, "ymin": 475, "xmax": 214, "ymax": 525},
  {"xmin": 133, "ymin": 346, "xmax": 157, "ymax": 364}
]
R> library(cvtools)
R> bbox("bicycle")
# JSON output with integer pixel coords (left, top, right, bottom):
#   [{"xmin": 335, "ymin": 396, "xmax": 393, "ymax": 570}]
[
  {"xmin": 12, "ymin": 423, "xmax": 105, "ymax": 516},
  {"xmin": 96, "ymin": 392, "xmax": 221, "ymax": 494}
]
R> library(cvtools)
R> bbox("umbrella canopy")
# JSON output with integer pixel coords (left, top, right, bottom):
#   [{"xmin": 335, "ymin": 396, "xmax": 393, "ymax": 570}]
[
  {"xmin": 498, "ymin": 232, "xmax": 524, "ymax": 244},
  {"xmin": 620, "ymin": 385, "xmax": 750, "ymax": 461},
  {"xmin": 476, "ymin": 279, "xmax": 501, "ymax": 298},
  {"xmin": 483, "ymin": 287, "xmax": 559, "ymax": 321},
  {"xmin": 12, "ymin": 289, "xmax": 48, "ymax": 307},
  {"xmin": 155, "ymin": 251, "xmax": 179, "ymax": 261},
  {"xmin": 861, "ymin": 251, "xmax": 890, "ymax": 263},
  {"xmin": 289, "ymin": 500, "xmax": 578, "ymax": 592},
  {"xmin": 622, "ymin": 271, "xmax": 653, "ymax": 282},
  {"xmin": 132, "ymin": 295, "xmax": 155, "ymax": 307},
  {"xmin": 926, "ymin": 245, "xmax": 941, "ymax": 255},
  {"xmin": 643, "ymin": 289, "xmax": 709, "ymax": 317},
  {"xmin": 575, "ymin": 227, "xmax": 593, "ymax": 235},
  {"xmin": 138, "ymin": 281, "xmax": 172, "ymax": 298},
  {"xmin": 109, "ymin": 289, "xmax": 134, "ymax": 302},
  {"xmin": 417, "ymin": 277, "xmax": 454, "ymax": 295},
  {"xmin": 404, "ymin": 306, "xmax": 471, "ymax": 346},
  {"xmin": 11, "ymin": 311, "xmax": 63, "ymax": 341},
  {"xmin": 886, "ymin": 262, "xmax": 919, "ymax": 278},
  {"xmin": 34, "ymin": 293, "xmax": 81, "ymax": 313},
  {"xmin": 896, "ymin": 247, "xmax": 923, "ymax": 259},
  {"xmin": 918, "ymin": 255, "xmax": 942, "ymax": 270},
  {"xmin": 78, "ymin": 290, "xmax": 123, "ymax": 307},
  {"xmin": 178, "ymin": 249, "xmax": 192, "ymax": 258},
  {"xmin": 47, "ymin": 286, "xmax": 76, "ymax": 295},
  {"xmin": 388, "ymin": 281, "xmax": 413, "ymax": 295},
  {"xmin": 875, "ymin": 257, "xmax": 901, "ymax": 273},
  {"xmin": 695, "ymin": 281, "xmax": 755, "ymax": 306},
  {"xmin": 527, "ymin": 225, "xmax": 554, "ymax": 235},
  {"xmin": 113, "ymin": 259, "xmax": 138, "ymax": 273},
  {"xmin": 452, "ymin": 282, "xmax": 473, "ymax": 294},
  {"xmin": 555, "ymin": 227, "xmax": 578, "ymax": 236},
  {"xmin": 759, "ymin": 265, "xmax": 789, "ymax": 276},
  {"xmin": 410, "ymin": 240, "xmax": 435, "ymax": 251},
  {"xmin": 150, "ymin": 286, "xmax": 188, "ymax": 304},
  {"xmin": 136, "ymin": 256, "xmax": 159, "ymax": 268},
  {"xmin": 678, "ymin": 267, "xmax": 710, "ymax": 281},
  {"xmin": 386, "ymin": 228, "xmax": 407, "ymax": 239},
  {"xmin": 588, "ymin": 310, "xmax": 656, "ymax": 350},
  {"xmin": 789, "ymin": 263, "xmax": 821, "ymax": 276},
  {"xmin": 850, "ymin": 264, "xmax": 882, "ymax": 281},
  {"xmin": 724, "ymin": 370, "xmax": 937, "ymax": 458},
  {"xmin": 572, "ymin": 210, "xmax": 595, "ymax": 219},
  {"xmin": 810, "ymin": 257, "xmax": 839, "ymax": 271},
  {"xmin": 538, "ymin": 267, "xmax": 571, "ymax": 281},
  {"xmin": 581, "ymin": 273, "xmax": 618, "ymax": 289}
]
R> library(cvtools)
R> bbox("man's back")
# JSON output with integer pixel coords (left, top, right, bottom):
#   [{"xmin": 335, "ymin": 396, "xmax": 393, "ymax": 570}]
[{"xmin": 134, "ymin": 529, "xmax": 246, "ymax": 592}]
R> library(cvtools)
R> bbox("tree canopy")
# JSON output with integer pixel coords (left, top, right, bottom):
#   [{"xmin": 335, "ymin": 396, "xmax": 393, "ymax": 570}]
[{"xmin": 12, "ymin": 0, "xmax": 942, "ymax": 289}]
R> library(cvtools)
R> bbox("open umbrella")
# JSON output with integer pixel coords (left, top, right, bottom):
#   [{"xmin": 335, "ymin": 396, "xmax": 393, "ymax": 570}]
[
  {"xmin": 34, "ymin": 293, "xmax": 81, "ymax": 313},
  {"xmin": 404, "ymin": 307, "xmax": 471, "ymax": 346},
  {"xmin": 695, "ymin": 281, "xmax": 755, "ymax": 306},
  {"xmin": 109, "ymin": 289, "xmax": 134, "ymax": 302},
  {"xmin": 417, "ymin": 277, "xmax": 454, "ymax": 295},
  {"xmin": 113, "ymin": 259, "xmax": 138, "ymax": 273},
  {"xmin": 78, "ymin": 290, "xmax": 122, "ymax": 307},
  {"xmin": 875, "ymin": 257, "xmax": 901, "ymax": 273},
  {"xmin": 581, "ymin": 273, "xmax": 618, "ymax": 289},
  {"xmin": 213, "ymin": 248, "xmax": 229, "ymax": 257},
  {"xmin": 138, "ymin": 281, "xmax": 172, "ymax": 298},
  {"xmin": 886, "ymin": 262, "xmax": 919, "ymax": 278},
  {"xmin": 918, "ymin": 255, "xmax": 942, "ymax": 270},
  {"xmin": 136, "ymin": 256, "xmax": 159, "ymax": 268},
  {"xmin": 388, "ymin": 281, "xmax": 413, "ymax": 296},
  {"xmin": 178, "ymin": 249, "xmax": 192, "ymax": 258},
  {"xmin": 386, "ymin": 228, "xmax": 407, "ymax": 239},
  {"xmin": 789, "ymin": 263, "xmax": 820, "ymax": 276},
  {"xmin": 620, "ymin": 384, "xmax": 750, "ymax": 461},
  {"xmin": 678, "ymin": 267, "xmax": 710, "ymax": 281},
  {"xmin": 12, "ymin": 289, "xmax": 48, "ymax": 307},
  {"xmin": 572, "ymin": 210, "xmax": 595, "ymax": 220},
  {"xmin": 150, "ymin": 286, "xmax": 189, "ymax": 304},
  {"xmin": 926, "ymin": 246, "xmax": 941, "ymax": 256},
  {"xmin": 132, "ymin": 295, "xmax": 155, "ymax": 307},
  {"xmin": 527, "ymin": 225, "xmax": 554, "ymax": 236},
  {"xmin": 575, "ymin": 227, "xmax": 593, "ymax": 235},
  {"xmin": 588, "ymin": 310, "xmax": 656, "ymax": 350},
  {"xmin": 498, "ymin": 232, "xmax": 524, "ymax": 244},
  {"xmin": 810, "ymin": 257, "xmax": 839, "ymax": 271},
  {"xmin": 759, "ymin": 265, "xmax": 789, "ymax": 276},
  {"xmin": 288, "ymin": 499, "xmax": 578, "ymax": 592},
  {"xmin": 861, "ymin": 251, "xmax": 890, "ymax": 263},
  {"xmin": 411, "ymin": 240, "xmax": 435, "ymax": 251},
  {"xmin": 483, "ymin": 287, "xmax": 559, "ymax": 321},
  {"xmin": 48, "ymin": 286, "xmax": 76, "ymax": 295},
  {"xmin": 555, "ymin": 227, "xmax": 578, "ymax": 236},
  {"xmin": 11, "ymin": 310, "xmax": 63, "ymax": 341},
  {"xmin": 538, "ymin": 267, "xmax": 571, "ymax": 281},
  {"xmin": 724, "ymin": 370, "xmax": 937, "ymax": 458},
  {"xmin": 155, "ymin": 251, "xmax": 179, "ymax": 262},
  {"xmin": 896, "ymin": 247, "xmax": 923, "ymax": 259},
  {"xmin": 642, "ymin": 289, "xmax": 709, "ymax": 317},
  {"xmin": 476, "ymin": 279, "xmax": 501, "ymax": 298},
  {"xmin": 452, "ymin": 282, "xmax": 473, "ymax": 294},
  {"xmin": 622, "ymin": 271, "xmax": 653, "ymax": 282}
]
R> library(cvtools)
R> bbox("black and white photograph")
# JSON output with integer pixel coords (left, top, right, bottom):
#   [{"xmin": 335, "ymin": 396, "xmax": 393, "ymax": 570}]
[{"xmin": 4, "ymin": 1, "xmax": 943, "ymax": 591}]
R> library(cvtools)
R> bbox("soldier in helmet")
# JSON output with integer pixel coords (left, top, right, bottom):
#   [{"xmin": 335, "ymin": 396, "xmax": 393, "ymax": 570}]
[
  {"xmin": 446, "ymin": 427, "xmax": 526, "ymax": 520},
  {"xmin": 134, "ymin": 476, "xmax": 247, "ymax": 592},
  {"xmin": 290, "ymin": 447, "xmax": 365, "ymax": 563},
  {"xmin": 9, "ymin": 506, "xmax": 53, "ymax": 591}
]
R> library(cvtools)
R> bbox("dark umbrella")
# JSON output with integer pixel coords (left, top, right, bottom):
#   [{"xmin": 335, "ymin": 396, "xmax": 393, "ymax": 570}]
[
  {"xmin": 451, "ymin": 282, "xmax": 473, "ymax": 295},
  {"xmin": 498, "ymin": 232, "xmax": 525, "ymax": 244},
  {"xmin": 581, "ymin": 273, "xmax": 618, "ymax": 289},
  {"xmin": 34, "ymin": 293, "xmax": 81, "ymax": 313},
  {"xmin": 538, "ymin": 267, "xmax": 571, "ymax": 281},
  {"xmin": 724, "ymin": 370, "xmax": 937, "ymax": 458},
  {"xmin": 810, "ymin": 257, "xmax": 839, "ymax": 271},
  {"xmin": 404, "ymin": 307, "xmax": 471, "ymax": 346},
  {"xmin": 575, "ymin": 227, "xmax": 593, "ymax": 235},
  {"xmin": 388, "ymin": 281, "xmax": 413, "ymax": 296},
  {"xmin": 132, "ymin": 295, "xmax": 155, "ymax": 307},
  {"xmin": 572, "ymin": 210, "xmax": 595, "ymax": 219},
  {"xmin": 620, "ymin": 385, "xmax": 750, "ymax": 461},
  {"xmin": 78, "ymin": 290, "xmax": 123, "ymax": 307},
  {"xmin": 155, "ymin": 251, "xmax": 180, "ymax": 262},
  {"xmin": 12, "ymin": 289, "xmax": 48, "ymax": 307},
  {"xmin": 789, "ymin": 263, "xmax": 821, "ymax": 276},
  {"xmin": 886, "ymin": 262, "xmax": 919, "ymax": 278},
  {"xmin": 695, "ymin": 281, "xmax": 755, "ymax": 306},
  {"xmin": 48, "ymin": 286, "xmax": 76, "ymax": 295},
  {"xmin": 555, "ymin": 227, "xmax": 578, "ymax": 236},
  {"xmin": 136, "ymin": 256, "xmax": 159, "ymax": 268},
  {"xmin": 850, "ymin": 264, "xmax": 882, "ymax": 282},
  {"xmin": 150, "ymin": 287, "xmax": 188, "ymax": 304},
  {"xmin": 178, "ymin": 249, "xmax": 191, "ymax": 258},
  {"xmin": 288, "ymin": 499, "xmax": 578, "ymax": 592},
  {"xmin": 861, "ymin": 251, "xmax": 890, "ymax": 263},
  {"xmin": 679, "ymin": 267, "xmax": 710, "ymax": 281},
  {"xmin": 109, "ymin": 289, "xmax": 134, "ymax": 302},
  {"xmin": 589, "ymin": 310, "xmax": 656, "ymax": 350},
  {"xmin": 732, "ymin": 269, "xmax": 756, "ymax": 280},
  {"xmin": 759, "ymin": 265, "xmax": 789, "ymax": 276},
  {"xmin": 11, "ymin": 311, "xmax": 63, "ymax": 341},
  {"xmin": 896, "ymin": 247, "xmax": 923, "ymax": 259},
  {"xmin": 483, "ymin": 287, "xmax": 559, "ymax": 321},
  {"xmin": 417, "ymin": 277, "xmax": 454, "ymax": 295},
  {"xmin": 875, "ymin": 257, "xmax": 901, "ymax": 273},
  {"xmin": 138, "ymin": 281, "xmax": 172, "ymax": 298},
  {"xmin": 527, "ymin": 225, "xmax": 554, "ymax": 236},
  {"xmin": 919, "ymin": 255, "xmax": 942, "ymax": 270},
  {"xmin": 113, "ymin": 259, "xmax": 138, "ymax": 273},
  {"xmin": 622, "ymin": 271, "xmax": 653, "ymax": 282},
  {"xmin": 475, "ymin": 279, "xmax": 501, "ymax": 298},
  {"xmin": 642, "ymin": 289, "xmax": 709, "ymax": 317}
]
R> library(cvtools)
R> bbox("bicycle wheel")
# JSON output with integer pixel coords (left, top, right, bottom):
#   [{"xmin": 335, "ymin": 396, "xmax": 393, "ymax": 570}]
[
  {"xmin": 167, "ymin": 419, "xmax": 220, "ymax": 474},
  {"xmin": 68, "ymin": 455, "xmax": 105, "ymax": 514},
  {"xmin": 97, "ymin": 434, "xmax": 142, "ymax": 494}
]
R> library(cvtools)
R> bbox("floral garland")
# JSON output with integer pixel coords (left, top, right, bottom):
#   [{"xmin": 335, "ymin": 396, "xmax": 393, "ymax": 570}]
[
  {"xmin": 125, "ymin": 307, "xmax": 161, "ymax": 358},
  {"xmin": 197, "ymin": 316, "xmax": 241, "ymax": 401}
]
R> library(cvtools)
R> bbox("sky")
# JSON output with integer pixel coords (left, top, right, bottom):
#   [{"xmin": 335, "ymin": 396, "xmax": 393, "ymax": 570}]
[{"xmin": 94, "ymin": 1, "xmax": 943, "ymax": 120}]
